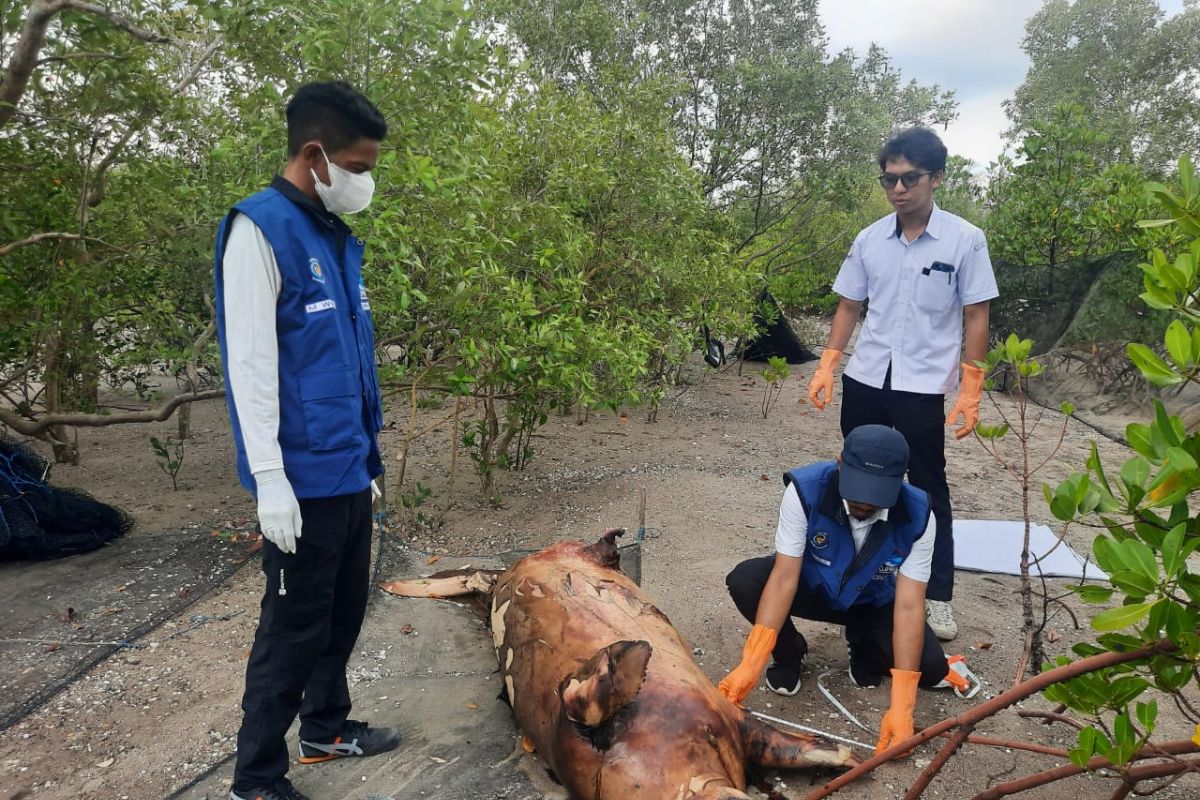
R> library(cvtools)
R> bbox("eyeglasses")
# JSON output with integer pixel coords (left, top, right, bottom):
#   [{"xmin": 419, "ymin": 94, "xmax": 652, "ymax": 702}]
[{"xmin": 879, "ymin": 171, "xmax": 932, "ymax": 190}]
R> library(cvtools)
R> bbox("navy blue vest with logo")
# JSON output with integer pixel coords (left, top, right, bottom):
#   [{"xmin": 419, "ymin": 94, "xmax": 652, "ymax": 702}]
[
  {"xmin": 214, "ymin": 183, "xmax": 383, "ymax": 499},
  {"xmin": 785, "ymin": 462, "xmax": 930, "ymax": 611}
]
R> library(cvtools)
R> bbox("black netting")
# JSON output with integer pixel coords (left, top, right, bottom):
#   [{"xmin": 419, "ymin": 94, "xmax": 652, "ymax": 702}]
[{"xmin": 0, "ymin": 436, "xmax": 133, "ymax": 561}]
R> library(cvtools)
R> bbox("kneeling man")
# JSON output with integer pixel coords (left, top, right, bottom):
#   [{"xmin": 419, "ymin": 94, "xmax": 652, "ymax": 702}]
[{"xmin": 719, "ymin": 425, "xmax": 964, "ymax": 754}]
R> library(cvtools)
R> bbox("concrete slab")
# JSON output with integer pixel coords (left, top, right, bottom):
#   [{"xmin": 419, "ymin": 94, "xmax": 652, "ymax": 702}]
[{"xmin": 176, "ymin": 549, "xmax": 554, "ymax": 800}]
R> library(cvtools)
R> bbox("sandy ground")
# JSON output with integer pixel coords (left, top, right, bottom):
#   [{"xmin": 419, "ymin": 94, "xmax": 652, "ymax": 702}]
[{"xmin": 1, "ymin": 354, "xmax": 1197, "ymax": 800}]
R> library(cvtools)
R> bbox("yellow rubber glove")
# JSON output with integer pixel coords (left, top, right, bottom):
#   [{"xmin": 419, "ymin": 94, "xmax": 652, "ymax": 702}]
[
  {"xmin": 718, "ymin": 623, "xmax": 778, "ymax": 707},
  {"xmin": 875, "ymin": 668, "xmax": 920, "ymax": 756},
  {"xmin": 945, "ymin": 363, "xmax": 985, "ymax": 440},
  {"xmin": 807, "ymin": 349, "xmax": 843, "ymax": 410}
]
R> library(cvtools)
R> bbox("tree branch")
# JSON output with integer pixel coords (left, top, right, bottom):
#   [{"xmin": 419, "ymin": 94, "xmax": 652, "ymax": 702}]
[
  {"xmin": 0, "ymin": 389, "xmax": 225, "ymax": 438},
  {"xmin": 0, "ymin": 0, "xmax": 178, "ymax": 129},
  {"xmin": 802, "ymin": 634, "xmax": 1184, "ymax": 799},
  {"xmin": 905, "ymin": 724, "xmax": 974, "ymax": 800},
  {"xmin": 0, "ymin": 231, "xmax": 122, "ymax": 257},
  {"xmin": 86, "ymin": 36, "xmax": 221, "ymax": 208},
  {"xmin": 972, "ymin": 746, "xmax": 1200, "ymax": 800}
]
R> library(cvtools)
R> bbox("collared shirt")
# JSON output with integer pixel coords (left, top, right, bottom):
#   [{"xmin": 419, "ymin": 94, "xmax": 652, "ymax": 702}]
[
  {"xmin": 774, "ymin": 484, "xmax": 934, "ymax": 583},
  {"xmin": 221, "ymin": 176, "xmax": 351, "ymax": 475},
  {"xmin": 833, "ymin": 204, "xmax": 998, "ymax": 395}
]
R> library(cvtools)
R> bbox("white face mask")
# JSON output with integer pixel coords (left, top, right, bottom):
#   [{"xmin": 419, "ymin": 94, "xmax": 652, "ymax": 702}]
[{"xmin": 311, "ymin": 146, "xmax": 375, "ymax": 215}]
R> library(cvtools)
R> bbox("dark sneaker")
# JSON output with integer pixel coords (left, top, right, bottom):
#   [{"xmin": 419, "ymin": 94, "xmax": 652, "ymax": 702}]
[
  {"xmin": 298, "ymin": 719, "xmax": 401, "ymax": 764},
  {"xmin": 230, "ymin": 777, "xmax": 310, "ymax": 800},
  {"xmin": 765, "ymin": 656, "xmax": 805, "ymax": 696},
  {"xmin": 845, "ymin": 634, "xmax": 883, "ymax": 688}
]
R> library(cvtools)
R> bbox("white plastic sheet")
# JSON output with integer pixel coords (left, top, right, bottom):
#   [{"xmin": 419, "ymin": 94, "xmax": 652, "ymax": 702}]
[{"xmin": 953, "ymin": 519, "xmax": 1108, "ymax": 581}]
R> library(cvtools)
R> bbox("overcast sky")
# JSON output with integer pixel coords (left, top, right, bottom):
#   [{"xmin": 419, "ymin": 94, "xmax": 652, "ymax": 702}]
[{"xmin": 816, "ymin": 0, "xmax": 1189, "ymax": 168}]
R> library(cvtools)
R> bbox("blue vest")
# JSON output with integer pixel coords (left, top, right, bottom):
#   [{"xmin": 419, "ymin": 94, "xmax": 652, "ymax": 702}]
[
  {"xmin": 785, "ymin": 462, "xmax": 930, "ymax": 611},
  {"xmin": 214, "ymin": 182, "xmax": 383, "ymax": 499}
]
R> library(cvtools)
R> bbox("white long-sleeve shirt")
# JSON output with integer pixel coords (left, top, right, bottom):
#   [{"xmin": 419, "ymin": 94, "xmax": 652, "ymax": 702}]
[{"xmin": 221, "ymin": 214, "xmax": 284, "ymax": 475}]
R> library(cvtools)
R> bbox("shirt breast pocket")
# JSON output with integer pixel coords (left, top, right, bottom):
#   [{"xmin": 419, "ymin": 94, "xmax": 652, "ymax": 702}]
[
  {"xmin": 915, "ymin": 262, "xmax": 957, "ymax": 313},
  {"xmin": 297, "ymin": 368, "xmax": 361, "ymax": 452}
]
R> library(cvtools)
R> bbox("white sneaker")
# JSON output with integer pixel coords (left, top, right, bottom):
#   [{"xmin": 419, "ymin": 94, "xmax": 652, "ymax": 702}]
[{"xmin": 926, "ymin": 600, "xmax": 958, "ymax": 641}]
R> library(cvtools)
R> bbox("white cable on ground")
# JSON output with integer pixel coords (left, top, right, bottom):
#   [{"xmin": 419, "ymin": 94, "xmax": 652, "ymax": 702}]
[{"xmin": 749, "ymin": 710, "xmax": 875, "ymax": 751}]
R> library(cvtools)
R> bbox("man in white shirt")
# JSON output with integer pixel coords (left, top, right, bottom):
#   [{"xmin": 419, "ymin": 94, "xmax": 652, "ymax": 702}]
[
  {"xmin": 807, "ymin": 128, "xmax": 999, "ymax": 642},
  {"xmin": 718, "ymin": 426, "xmax": 965, "ymax": 755},
  {"xmin": 214, "ymin": 82, "xmax": 398, "ymax": 800}
]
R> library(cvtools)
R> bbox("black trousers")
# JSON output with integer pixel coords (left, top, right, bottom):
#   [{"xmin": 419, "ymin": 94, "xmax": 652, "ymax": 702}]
[
  {"xmin": 726, "ymin": 557, "xmax": 948, "ymax": 687},
  {"xmin": 233, "ymin": 488, "xmax": 373, "ymax": 790},
  {"xmin": 840, "ymin": 373, "xmax": 954, "ymax": 602}
]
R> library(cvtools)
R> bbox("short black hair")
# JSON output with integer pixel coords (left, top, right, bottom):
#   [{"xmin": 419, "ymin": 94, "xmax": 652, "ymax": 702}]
[
  {"xmin": 286, "ymin": 81, "xmax": 387, "ymax": 158},
  {"xmin": 877, "ymin": 127, "xmax": 947, "ymax": 173}
]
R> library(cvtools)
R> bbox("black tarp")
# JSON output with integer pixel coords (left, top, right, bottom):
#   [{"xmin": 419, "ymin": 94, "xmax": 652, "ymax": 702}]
[{"xmin": 741, "ymin": 291, "xmax": 818, "ymax": 364}]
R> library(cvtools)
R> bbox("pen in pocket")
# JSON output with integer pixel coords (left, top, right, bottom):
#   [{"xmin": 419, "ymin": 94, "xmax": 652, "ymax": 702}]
[{"xmin": 923, "ymin": 261, "xmax": 956, "ymax": 285}]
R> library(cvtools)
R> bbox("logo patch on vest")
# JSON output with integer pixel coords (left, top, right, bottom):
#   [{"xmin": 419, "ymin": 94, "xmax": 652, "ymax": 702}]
[
  {"xmin": 309, "ymin": 258, "xmax": 326, "ymax": 283},
  {"xmin": 810, "ymin": 532, "xmax": 829, "ymax": 549},
  {"xmin": 305, "ymin": 299, "xmax": 336, "ymax": 314},
  {"xmin": 359, "ymin": 281, "xmax": 370, "ymax": 311}
]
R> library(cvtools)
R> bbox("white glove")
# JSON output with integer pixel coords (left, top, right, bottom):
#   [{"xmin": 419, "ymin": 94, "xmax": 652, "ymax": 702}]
[
  {"xmin": 370, "ymin": 479, "xmax": 382, "ymax": 500},
  {"xmin": 254, "ymin": 468, "xmax": 302, "ymax": 554}
]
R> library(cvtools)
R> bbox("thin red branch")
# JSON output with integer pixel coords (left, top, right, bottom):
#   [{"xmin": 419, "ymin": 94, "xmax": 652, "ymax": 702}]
[
  {"xmin": 1015, "ymin": 709, "xmax": 1085, "ymax": 730},
  {"xmin": 905, "ymin": 724, "xmax": 974, "ymax": 800},
  {"xmin": 970, "ymin": 742, "xmax": 1200, "ymax": 800},
  {"xmin": 963, "ymin": 734, "xmax": 1068, "ymax": 758}
]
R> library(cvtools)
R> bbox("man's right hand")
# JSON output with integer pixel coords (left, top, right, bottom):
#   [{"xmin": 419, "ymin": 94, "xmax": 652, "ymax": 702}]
[
  {"xmin": 806, "ymin": 349, "xmax": 843, "ymax": 410},
  {"xmin": 718, "ymin": 623, "xmax": 778, "ymax": 706},
  {"xmin": 255, "ymin": 468, "xmax": 302, "ymax": 554}
]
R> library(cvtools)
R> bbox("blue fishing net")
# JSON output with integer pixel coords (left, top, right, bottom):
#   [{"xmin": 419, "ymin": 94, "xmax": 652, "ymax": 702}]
[{"xmin": 0, "ymin": 436, "xmax": 132, "ymax": 560}]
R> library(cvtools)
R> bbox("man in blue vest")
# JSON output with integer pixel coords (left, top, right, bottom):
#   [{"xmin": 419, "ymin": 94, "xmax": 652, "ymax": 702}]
[
  {"xmin": 214, "ymin": 81, "xmax": 397, "ymax": 800},
  {"xmin": 718, "ymin": 426, "xmax": 965, "ymax": 755}
]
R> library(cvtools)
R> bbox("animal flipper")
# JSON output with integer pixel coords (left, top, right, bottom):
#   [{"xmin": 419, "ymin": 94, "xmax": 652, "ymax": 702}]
[
  {"xmin": 379, "ymin": 569, "xmax": 501, "ymax": 598},
  {"xmin": 560, "ymin": 639, "xmax": 652, "ymax": 727},
  {"xmin": 737, "ymin": 713, "xmax": 860, "ymax": 769}
]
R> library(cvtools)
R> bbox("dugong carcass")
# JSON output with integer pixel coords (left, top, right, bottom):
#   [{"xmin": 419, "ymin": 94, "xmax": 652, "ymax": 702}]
[{"xmin": 382, "ymin": 528, "xmax": 859, "ymax": 799}]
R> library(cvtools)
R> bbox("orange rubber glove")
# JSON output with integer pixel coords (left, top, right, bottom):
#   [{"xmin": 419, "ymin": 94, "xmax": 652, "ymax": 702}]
[
  {"xmin": 718, "ymin": 623, "xmax": 778, "ymax": 707},
  {"xmin": 945, "ymin": 362, "xmax": 985, "ymax": 440},
  {"xmin": 807, "ymin": 349, "xmax": 843, "ymax": 410},
  {"xmin": 875, "ymin": 668, "xmax": 920, "ymax": 756}
]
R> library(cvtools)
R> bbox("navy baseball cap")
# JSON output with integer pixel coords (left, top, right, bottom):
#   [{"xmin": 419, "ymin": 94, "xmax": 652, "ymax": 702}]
[{"xmin": 839, "ymin": 425, "xmax": 910, "ymax": 508}]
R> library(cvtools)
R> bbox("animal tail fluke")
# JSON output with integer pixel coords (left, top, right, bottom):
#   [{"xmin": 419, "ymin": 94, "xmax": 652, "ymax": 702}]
[{"xmin": 379, "ymin": 569, "xmax": 501, "ymax": 598}]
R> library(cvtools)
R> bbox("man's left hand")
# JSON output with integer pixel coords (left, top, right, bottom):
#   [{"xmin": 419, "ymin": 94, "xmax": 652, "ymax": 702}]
[{"xmin": 945, "ymin": 363, "xmax": 985, "ymax": 440}]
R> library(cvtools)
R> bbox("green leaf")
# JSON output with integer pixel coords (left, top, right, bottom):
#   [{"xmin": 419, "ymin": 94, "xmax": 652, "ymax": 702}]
[
  {"xmin": 1109, "ymin": 569, "xmax": 1156, "ymax": 598},
  {"xmin": 1119, "ymin": 457, "xmax": 1150, "ymax": 497},
  {"xmin": 1115, "ymin": 539, "xmax": 1159, "ymax": 583},
  {"xmin": 1164, "ymin": 320, "xmax": 1192, "ymax": 368},
  {"xmin": 1164, "ymin": 446, "xmax": 1197, "ymax": 473},
  {"xmin": 1161, "ymin": 523, "xmax": 1187, "ymax": 578},
  {"xmin": 1109, "ymin": 677, "xmax": 1151, "ymax": 709},
  {"xmin": 1125, "ymin": 424, "xmax": 1156, "ymax": 459},
  {"xmin": 1093, "ymin": 536, "xmax": 1123, "ymax": 575},
  {"xmin": 1091, "ymin": 602, "xmax": 1153, "ymax": 632},
  {"xmin": 1070, "ymin": 727, "xmax": 1098, "ymax": 768},
  {"xmin": 1136, "ymin": 700, "xmax": 1158, "ymax": 734},
  {"xmin": 1127, "ymin": 344, "xmax": 1182, "ymax": 387},
  {"xmin": 1070, "ymin": 584, "xmax": 1115, "ymax": 603}
]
